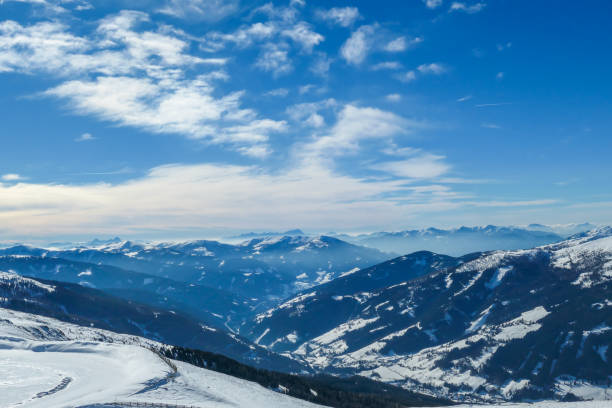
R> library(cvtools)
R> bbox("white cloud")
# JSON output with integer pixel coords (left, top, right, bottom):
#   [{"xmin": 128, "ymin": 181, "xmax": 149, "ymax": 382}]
[
  {"xmin": 255, "ymin": 42, "xmax": 293, "ymax": 76},
  {"xmin": 157, "ymin": 0, "xmax": 239, "ymax": 22},
  {"xmin": 204, "ymin": 22, "xmax": 277, "ymax": 51},
  {"xmin": 417, "ymin": 62, "xmax": 447, "ymax": 75},
  {"xmin": 286, "ymin": 99, "xmax": 336, "ymax": 125},
  {"xmin": 298, "ymin": 84, "xmax": 315, "ymax": 95},
  {"xmin": 372, "ymin": 154, "xmax": 450, "ymax": 179},
  {"xmin": 203, "ymin": 1, "xmax": 323, "ymax": 61},
  {"xmin": 481, "ymin": 123, "xmax": 501, "ymax": 129},
  {"xmin": 253, "ymin": 2, "xmax": 300, "ymax": 23},
  {"xmin": 384, "ymin": 37, "xmax": 407, "ymax": 52},
  {"xmin": 496, "ymin": 71, "xmax": 504, "ymax": 79},
  {"xmin": 264, "ymin": 88, "xmax": 289, "ymax": 97},
  {"xmin": 372, "ymin": 61, "xmax": 402, "ymax": 71},
  {"xmin": 316, "ymin": 7, "xmax": 360, "ymax": 27},
  {"xmin": 1, "ymin": 173, "xmax": 24, "ymax": 181},
  {"xmin": 384, "ymin": 36, "xmax": 422, "ymax": 52},
  {"xmin": 0, "ymin": 161, "xmax": 462, "ymax": 235},
  {"xmin": 423, "ymin": 0, "xmax": 443, "ymax": 9},
  {"xmin": 217, "ymin": 119, "xmax": 287, "ymax": 146},
  {"xmin": 0, "ymin": 13, "xmax": 286, "ymax": 157},
  {"xmin": 475, "ymin": 102, "xmax": 512, "ymax": 108},
  {"xmin": 449, "ymin": 2, "xmax": 486, "ymax": 13},
  {"xmin": 305, "ymin": 113, "xmax": 325, "ymax": 128},
  {"xmin": 340, "ymin": 25, "xmax": 375, "ymax": 65},
  {"xmin": 310, "ymin": 52, "xmax": 333, "ymax": 76},
  {"xmin": 457, "ymin": 94, "xmax": 472, "ymax": 102},
  {"xmin": 75, "ymin": 132, "xmax": 95, "ymax": 142},
  {"xmin": 236, "ymin": 145, "xmax": 272, "ymax": 159},
  {"xmin": 386, "ymin": 93, "xmax": 402, "ymax": 102},
  {"xmin": 0, "ymin": 20, "xmax": 89, "ymax": 74},
  {"xmin": 45, "ymin": 72, "xmax": 282, "ymax": 155},
  {"xmin": 282, "ymin": 22, "xmax": 324, "ymax": 53},
  {"xmin": 0, "ymin": 14, "xmax": 213, "ymax": 76},
  {"xmin": 301, "ymin": 105, "xmax": 417, "ymax": 159},
  {"xmin": 0, "ymin": 0, "xmax": 91, "ymax": 14},
  {"xmin": 48, "ymin": 76, "xmax": 223, "ymax": 137},
  {"xmin": 399, "ymin": 70, "xmax": 417, "ymax": 82}
]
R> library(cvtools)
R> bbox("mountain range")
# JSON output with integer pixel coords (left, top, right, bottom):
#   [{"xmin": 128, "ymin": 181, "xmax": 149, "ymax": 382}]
[
  {"xmin": 0, "ymin": 225, "xmax": 610, "ymax": 406},
  {"xmin": 329, "ymin": 224, "xmax": 597, "ymax": 256},
  {"xmin": 0, "ymin": 235, "xmax": 389, "ymax": 328}
]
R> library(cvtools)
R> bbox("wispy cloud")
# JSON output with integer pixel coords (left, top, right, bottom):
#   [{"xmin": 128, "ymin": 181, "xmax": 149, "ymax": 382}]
[
  {"xmin": 555, "ymin": 178, "xmax": 580, "ymax": 187},
  {"xmin": 1, "ymin": 173, "xmax": 25, "ymax": 181},
  {"xmin": 449, "ymin": 2, "xmax": 486, "ymax": 13},
  {"xmin": 398, "ymin": 70, "xmax": 417, "ymax": 82},
  {"xmin": 371, "ymin": 61, "xmax": 402, "ymax": 71},
  {"xmin": 0, "ymin": 161, "xmax": 459, "ymax": 235},
  {"xmin": 0, "ymin": 12, "xmax": 286, "ymax": 157},
  {"xmin": 384, "ymin": 36, "xmax": 422, "ymax": 52},
  {"xmin": 340, "ymin": 25, "xmax": 375, "ymax": 65},
  {"xmin": 255, "ymin": 42, "xmax": 293, "ymax": 76},
  {"xmin": 423, "ymin": 0, "xmax": 443, "ymax": 9},
  {"xmin": 75, "ymin": 132, "xmax": 95, "ymax": 142},
  {"xmin": 371, "ymin": 154, "xmax": 450, "ymax": 179},
  {"xmin": 316, "ymin": 7, "xmax": 360, "ymax": 27},
  {"xmin": 386, "ymin": 93, "xmax": 402, "ymax": 102},
  {"xmin": 417, "ymin": 62, "xmax": 447, "ymax": 75},
  {"xmin": 264, "ymin": 88, "xmax": 289, "ymax": 97},
  {"xmin": 157, "ymin": 0, "xmax": 239, "ymax": 22},
  {"xmin": 286, "ymin": 98, "xmax": 336, "ymax": 128},
  {"xmin": 475, "ymin": 102, "xmax": 512, "ymax": 108},
  {"xmin": 300, "ymin": 104, "xmax": 417, "ymax": 160},
  {"xmin": 282, "ymin": 22, "xmax": 324, "ymax": 53}
]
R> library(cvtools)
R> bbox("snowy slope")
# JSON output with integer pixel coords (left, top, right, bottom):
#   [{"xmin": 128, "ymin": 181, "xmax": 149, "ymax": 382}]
[
  {"xmin": 0, "ymin": 270, "xmax": 306, "ymax": 373},
  {"xmin": 0, "ymin": 307, "xmax": 325, "ymax": 408}
]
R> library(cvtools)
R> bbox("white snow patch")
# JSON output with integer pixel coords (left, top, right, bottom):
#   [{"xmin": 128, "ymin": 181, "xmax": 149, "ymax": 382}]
[
  {"xmin": 485, "ymin": 266, "xmax": 513, "ymax": 289},
  {"xmin": 339, "ymin": 267, "xmax": 360, "ymax": 278}
]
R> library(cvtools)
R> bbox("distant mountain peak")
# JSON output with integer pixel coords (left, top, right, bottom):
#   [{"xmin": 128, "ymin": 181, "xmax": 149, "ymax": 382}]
[
  {"xmin": 86, "ymin": 236, "xmax": 123, "ymax": 246},
  {"xmin": 231, "ymin": 229, "xmax": 305, "ymax": 240}
]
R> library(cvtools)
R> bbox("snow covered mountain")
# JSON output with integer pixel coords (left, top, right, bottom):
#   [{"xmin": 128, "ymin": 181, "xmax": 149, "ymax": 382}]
[
  {"xmin": 0, "ymin": 271, "xmax": 306, "ymax": 373},
  {"xmin": 0, "ymin": 255, "xmax": 249, "ymax": 327},
  {"xmin": 242, "ymin": 251, "xmax": 475, "ymax": 351},
  {"xmin": 0, "ymin": 307, "xmax": 325, "ymax": 408},
  {"xmin": 248, "ymin": 229, "xmax": 612, "ymax": 402},
  {"xmin": 331, "ymin": 225, "xmax": 572, "ymax": 256},
  {"xmin": 0, "ymin": 235, "xmax": 390, "ymax": 317}
]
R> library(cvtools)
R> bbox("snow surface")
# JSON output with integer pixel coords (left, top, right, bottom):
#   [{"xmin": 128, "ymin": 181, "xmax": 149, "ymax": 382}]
[{"xmin": 0, "ymin": 308, "xmax": 325, "ymax": 408}]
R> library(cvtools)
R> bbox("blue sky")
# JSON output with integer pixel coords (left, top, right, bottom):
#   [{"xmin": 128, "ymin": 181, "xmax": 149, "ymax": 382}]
[{"xmin": 1, "ymin": 0, "xmax": 611, "ymax": 241}]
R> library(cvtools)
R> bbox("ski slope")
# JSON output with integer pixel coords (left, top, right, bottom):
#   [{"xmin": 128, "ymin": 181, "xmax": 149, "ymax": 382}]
[{"xmin": 0, "ymin": 308, "xmax": 325, "ymax": 408}]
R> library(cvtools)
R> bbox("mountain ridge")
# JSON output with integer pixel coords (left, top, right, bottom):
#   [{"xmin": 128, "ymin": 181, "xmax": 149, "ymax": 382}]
[{"xmin": 246, "ymin": 228, "xmax": 612, "ymax": 402}]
